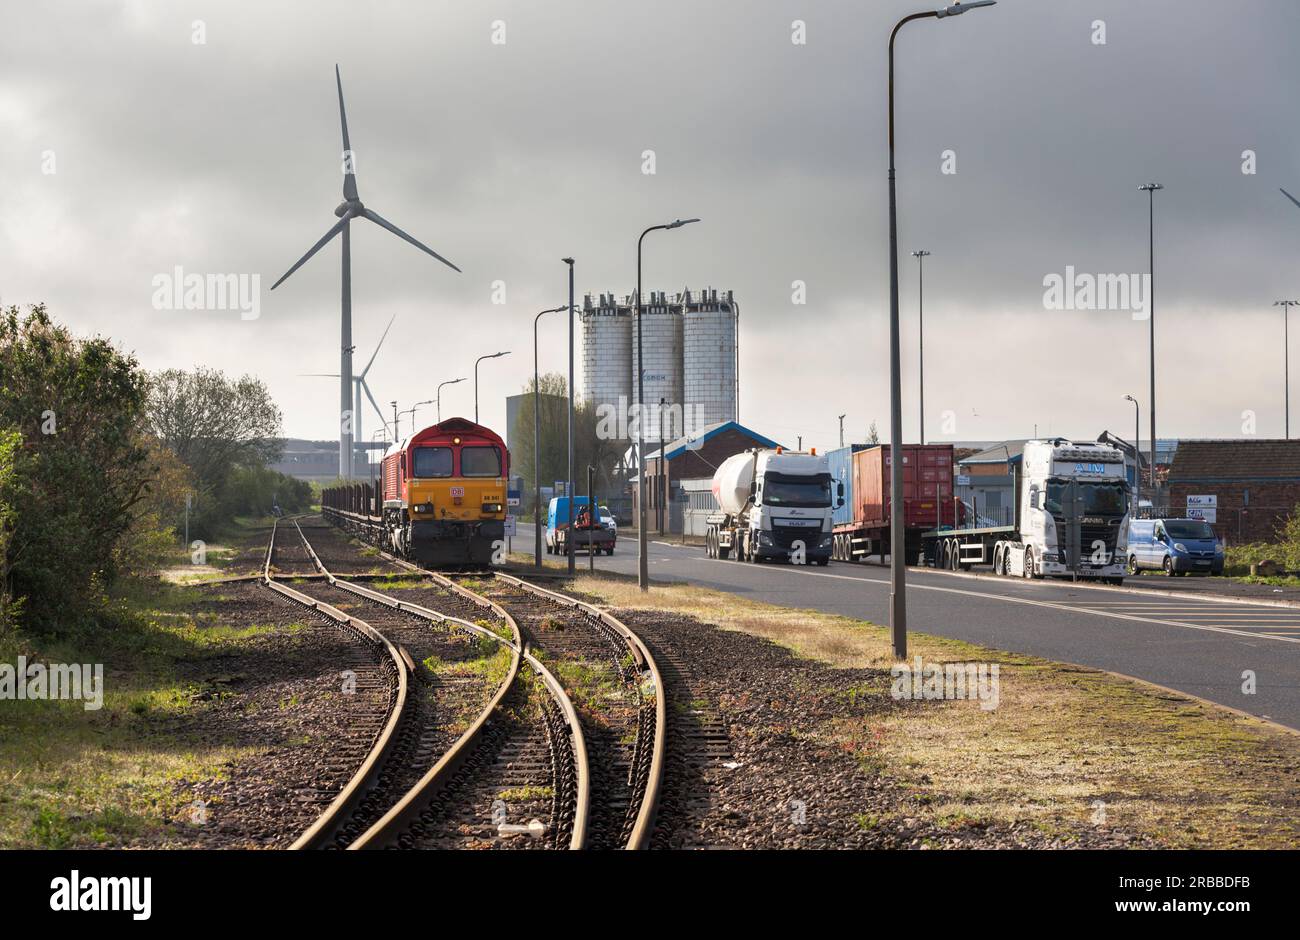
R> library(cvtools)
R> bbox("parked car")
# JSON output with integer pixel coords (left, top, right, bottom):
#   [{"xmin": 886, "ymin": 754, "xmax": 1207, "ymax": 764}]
[
  {"xmin": 599, "ymin": 506, "xmax": 617, "ymax": 535},
  {"xmin": 1126, "ymin": 517, "xmax": 1223, "ymax": 576}
]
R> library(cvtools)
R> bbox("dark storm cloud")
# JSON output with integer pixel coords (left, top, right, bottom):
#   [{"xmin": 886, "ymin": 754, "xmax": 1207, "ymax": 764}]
[{"xmin": 2, "ymin": 0, "xmax": 1297, "ymax": 448}]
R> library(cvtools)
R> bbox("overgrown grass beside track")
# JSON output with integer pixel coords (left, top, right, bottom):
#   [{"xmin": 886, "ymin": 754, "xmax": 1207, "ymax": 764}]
[
  {"xmin": 0, "ymin": 580, "xmax": 290, "ymax": 848},
  {"xmin": 549, "ymin": 566, "xmax": 1300, "ymax": 849}
]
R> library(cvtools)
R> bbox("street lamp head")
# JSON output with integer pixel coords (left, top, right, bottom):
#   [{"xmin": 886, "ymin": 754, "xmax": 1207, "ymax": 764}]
[
  {"xmin": 1273, "ymin": 300, "xmax": 1300, "ymax": 307},
  {"xmin": 667, "ymin": 218, "xmax": 701, "ymax": 229},
  {"xmin": 493, "ymin": 351, "xmax": 511, "ymax": 359},
  {"xmin": 912, "ymin": 249, "xmax": 931, "ymax": 257},
  {"xmin": 561, "ymin": 257, "xmax": 574, "ymax": 266},
  {"xmin": 1138, "ymin": 182, "xmax": 1164, "ymax": 192},
  {"xmin": 1124, "ymin": 394, "xmax": 1137, "ymax": 404},
  {"xmin": 936, "ymin": 1, "xmax": 995, "ymax": 17}
]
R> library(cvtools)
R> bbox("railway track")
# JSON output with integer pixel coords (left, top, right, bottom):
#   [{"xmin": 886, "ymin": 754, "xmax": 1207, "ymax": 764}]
[{"xmin": 260, "ymin": 517, "xmax": 597, "ymax": 850}]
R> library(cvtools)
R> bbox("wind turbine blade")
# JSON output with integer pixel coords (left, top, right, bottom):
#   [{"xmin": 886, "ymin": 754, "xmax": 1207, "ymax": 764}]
[
  {"xmin": 361, "ymin": 379, "xmax": 389, "ymax": 433},
  {"xmin": 361, "ymin": 208, "xmax": 461, "ymax": 273},
  {"xmin": 1282, "ymin": 188, "xmax": 1300, "ymax": 210},
  {"xmin": 361, "ymin": 314, "xmax": 396, "ymax": 377},
  {"xmin": 336, "ymin": 65, "xmax": 358, "ymax": 201},
  {"xmin": 299, "ymin": 373, "xmax": 342, "ymax": 377},
  {"xmin": 270, "ymin": 215, "xmax": 349, "ymax": 290}
]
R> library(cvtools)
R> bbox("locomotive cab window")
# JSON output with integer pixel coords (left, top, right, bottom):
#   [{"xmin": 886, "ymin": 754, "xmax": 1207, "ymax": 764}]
[
  {"xmin": 460, "ymin": 445, "xmax": 502, "ymax": 477},
  {"xmin": 412, "ymin": 446, "xmax": 453, "ymax": 478}
]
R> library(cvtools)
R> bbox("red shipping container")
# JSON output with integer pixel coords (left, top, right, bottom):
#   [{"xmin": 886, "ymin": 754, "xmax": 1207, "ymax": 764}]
[{"xmin": 851, "ymin": 444, "xmax": 956, "ymax": 532}]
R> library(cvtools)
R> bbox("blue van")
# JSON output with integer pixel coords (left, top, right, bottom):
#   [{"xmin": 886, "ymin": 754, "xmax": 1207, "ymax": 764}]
[{"xmin": 1126, "ymin": 518, "xmax": 1223, "ymax": 576}]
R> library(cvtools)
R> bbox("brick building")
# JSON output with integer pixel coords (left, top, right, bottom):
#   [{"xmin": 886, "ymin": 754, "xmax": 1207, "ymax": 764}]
[
  {"xmin": 636, "ymin": 421, "xmax": 780, "ymax": 532},
  {"xmin": 1165, "ymin": 440, "xmax": 1300, "ymax": 543}
]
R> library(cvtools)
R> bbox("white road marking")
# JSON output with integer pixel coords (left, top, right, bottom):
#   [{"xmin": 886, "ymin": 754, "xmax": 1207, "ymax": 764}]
[{"xmin": 697, "ymin": 556, "xmax": 1300, "ymax": 645}]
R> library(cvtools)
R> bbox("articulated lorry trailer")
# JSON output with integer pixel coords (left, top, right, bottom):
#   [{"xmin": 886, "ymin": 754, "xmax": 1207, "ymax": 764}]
[
  {"xmin": 829, "ymin": 444, "xmax": 960, "ymax": 564},
  {"xmin": 921, "ymin": 438, "xmax": 1130, "ymax": 583},
  {"xmin": 706, "ymin": 447, "xmax": 843, "ymax": 565}
]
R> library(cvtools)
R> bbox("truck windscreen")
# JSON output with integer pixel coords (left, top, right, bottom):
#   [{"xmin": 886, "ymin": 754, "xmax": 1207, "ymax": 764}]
[
  {"xmin": 1045, "ymin": 480, "xmax": 1127, "ymax": 515},
  {"xmin": 763, "ymin": 474, "xmax": 832, "ymax": 508}
]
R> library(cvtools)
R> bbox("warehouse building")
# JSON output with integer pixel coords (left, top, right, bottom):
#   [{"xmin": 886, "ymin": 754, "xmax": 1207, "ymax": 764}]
[{"xmin": 1165, "ymin": 440, "xmax": 1300, "ymax": 544}]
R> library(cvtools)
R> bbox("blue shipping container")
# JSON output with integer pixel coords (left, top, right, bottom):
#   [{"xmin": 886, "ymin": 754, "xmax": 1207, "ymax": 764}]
[{"xmin": 828, "ymin": 444, "xmax": 868, "ymax": 527}]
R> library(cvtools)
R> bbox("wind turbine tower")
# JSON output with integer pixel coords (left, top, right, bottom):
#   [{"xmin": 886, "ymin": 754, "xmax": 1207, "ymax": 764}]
[{"xmin": 272, "ymin": 65, "xmax": 460, "ymax": 478}]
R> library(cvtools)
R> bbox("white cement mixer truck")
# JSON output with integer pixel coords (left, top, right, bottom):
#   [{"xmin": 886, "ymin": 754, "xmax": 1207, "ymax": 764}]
[{"xmin": 705, "ymin": 448, "xmax": 843, "ymax": 566}]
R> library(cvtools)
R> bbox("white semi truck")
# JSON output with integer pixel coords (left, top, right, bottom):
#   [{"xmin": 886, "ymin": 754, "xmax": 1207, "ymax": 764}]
[
  {"xmin": 923, "ymin": 438, "xmax": 1130, "ymax": 583},
  {"xmin": 705, "ymin": 448, "xmax": 843, "ymax": 566}
]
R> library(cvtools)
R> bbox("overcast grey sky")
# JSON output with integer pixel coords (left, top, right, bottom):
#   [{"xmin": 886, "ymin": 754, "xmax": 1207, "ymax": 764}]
[{"xmin": 3, "ymin": 0, "xmax": 1298, "ymax": 453}]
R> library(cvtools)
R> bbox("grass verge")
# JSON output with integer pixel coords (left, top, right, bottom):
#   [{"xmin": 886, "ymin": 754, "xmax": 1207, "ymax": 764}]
[
  {"xmin": 0, "ymin": 580, "xmax": 294, "ymax": 848},
  {"xmin": 561, "ymin": 569, "xmax": 1300, "ymax": 849}
]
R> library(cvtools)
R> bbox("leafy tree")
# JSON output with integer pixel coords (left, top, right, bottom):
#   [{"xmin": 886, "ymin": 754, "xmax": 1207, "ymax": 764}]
[
  {"xmin": 146, "ymin": 367, "xmax": 284, "ymax": 536},
  {"xmin": 0, "ymin": 305, "xmax": 154, "ymax": 632},
  {"xmin": 510, "ymin": 373, "xmax": 623, "ymax": 518},
  {"xmin": 0, "ymin": 428, "xmax": 22, "ymax": 636}
]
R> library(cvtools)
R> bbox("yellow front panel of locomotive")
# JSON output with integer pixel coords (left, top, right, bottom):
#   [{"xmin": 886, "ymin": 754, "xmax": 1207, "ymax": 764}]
[{"xmin": 407, "ymin": 478, "xmax": 506, "ymax": 520}]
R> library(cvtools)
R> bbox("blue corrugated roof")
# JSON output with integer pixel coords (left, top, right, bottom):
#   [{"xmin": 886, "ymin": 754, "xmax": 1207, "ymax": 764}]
[{"xmin": 647, "ymin": 421, "xmax": 781, "ymax": 461}]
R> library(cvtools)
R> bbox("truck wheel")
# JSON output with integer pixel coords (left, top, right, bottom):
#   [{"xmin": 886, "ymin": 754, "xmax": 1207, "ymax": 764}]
[{"xmin": 1023, "ymin": 549, "xmax": 1036, "ymax": 579}]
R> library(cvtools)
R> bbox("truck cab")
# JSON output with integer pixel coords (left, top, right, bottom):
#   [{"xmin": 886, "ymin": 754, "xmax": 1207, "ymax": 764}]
[
  {"xmin": 1002, "ymin": 440, "xmax": 1131, "ymax": 582},
  {"xmin": 708, "ymin": 448, "xmax": 843, "ymax": 566},
  {"xmin": 1126, "ymin": 517, "xmax": 1223, "ymax": 576}
]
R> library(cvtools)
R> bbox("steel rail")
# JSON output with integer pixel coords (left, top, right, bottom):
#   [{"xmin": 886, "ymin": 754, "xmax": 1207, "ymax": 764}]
[
  {"xmin": 260, "ymin": 518, "xmax": 413, "ymax": 850},
  {"xmin": 491, "ymin": 570, "xmax": 667, "ymax": 851},
  {"xmin": 288, "ymin": 518, "xmax": 590, "ymax": 850}
]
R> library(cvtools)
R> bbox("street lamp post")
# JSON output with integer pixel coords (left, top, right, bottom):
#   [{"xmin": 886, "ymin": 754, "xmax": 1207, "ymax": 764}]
[
  {"xmin": 838, "ymin": 414, "xmax": 846, "ymax": 448},
  {"xmin": 436, "ymin": 377, "xmax": 464, "ymax": 423},
  {"xmin": 1124, "ymin": 394, "xmax": 1140, "ymax": 512},
  {"xmin": 636, "ymin": 218, "xmax": 700, "ymax": 591},
  {"xmin": 1276, "ymin": 300, "xmax": 1298, "ymax": 439},
  {"xmin": 1138, "ymin": 182, "xmax": 1163, "ymax": 495},
  {"xmin": 533, "ymin": 305, "xmax": 566, "ymax": 567},
  {"xmin": 400, "ymin": 400, "xmax": 432, "ymax": 437},
  {"xmin": 564, "ymin": 257, "xmax": 576, "ymax": 576},
  {"xmin": 886, "ymin": 1, "xmax": 995, "ymax": 660},
  {"xmin": 912, "ymin": 250, "xmax": 931, "ymax": 444},
  {"xmin": 474, "ymin": 351, "xmax": 510, "ymax": 424}
]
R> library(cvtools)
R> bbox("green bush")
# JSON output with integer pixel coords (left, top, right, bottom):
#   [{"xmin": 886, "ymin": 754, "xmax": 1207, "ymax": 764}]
[{"xmin": 0, "ymin": 306, "xmax": 153, "ymax": 634}]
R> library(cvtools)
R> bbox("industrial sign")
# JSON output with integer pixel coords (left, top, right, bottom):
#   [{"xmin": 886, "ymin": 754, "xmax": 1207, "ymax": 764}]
[
  {"xmin": 1187, "ymin": 494, "xmax": 1217, "ymax": 523},
  {"xmin": 956, "ymin": 474, "xmax": 971, "ymax": 487},
  {"xmin": 504, "ymin": 515, "xmax": 517, "ymax": 537},
  {"xmin": 1074, "ymin": 463, "xmax": 1106, "ymax": 474},
  {"xmin": 507, "ymin": 488, "xmax": 521, "ymax": 507}
]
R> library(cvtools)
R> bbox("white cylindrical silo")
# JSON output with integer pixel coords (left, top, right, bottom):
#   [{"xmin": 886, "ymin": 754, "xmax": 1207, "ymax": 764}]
[
  {"xmin": 580, "ymin": 294, "xmax": 632, "ymax": 438},
  {"xmin": 631, "ymin": 293, "xmax": 683, "ymax": 444},
  {"xmin": 683, "ymin": 289, "xmax": 737, "ymax": 430}
]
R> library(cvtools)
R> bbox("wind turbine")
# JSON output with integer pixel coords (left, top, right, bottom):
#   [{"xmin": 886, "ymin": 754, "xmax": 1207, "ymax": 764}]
[
  {"xmin": 1282, "ymin": 188, "xmax": 1300, "ymax": 210},
  {"xmin": 272, "ymin": 65, "xmax": 461, "ymax": 479},
  {"xmin": 301, "ymin": 314, "xmax": 397, "ymax": 464}
]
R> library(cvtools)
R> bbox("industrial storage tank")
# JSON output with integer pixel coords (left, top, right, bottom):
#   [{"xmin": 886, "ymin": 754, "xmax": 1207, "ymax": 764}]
[
  {"xmin": 631, "ymin": 291, "xmax": 684, "ymax": 443},
  {"xmin": 683, "ymin": 288, "xmax": 737, "ymax": 428},
  {"xmin": 580, "ymin": 293, "xmax": 632, "ymax": 436}
]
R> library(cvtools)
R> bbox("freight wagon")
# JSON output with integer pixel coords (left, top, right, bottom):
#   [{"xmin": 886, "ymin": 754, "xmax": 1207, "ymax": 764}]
[{"xmin": 829, "ymin": 444, "xmax": 959, "ymax": 564}]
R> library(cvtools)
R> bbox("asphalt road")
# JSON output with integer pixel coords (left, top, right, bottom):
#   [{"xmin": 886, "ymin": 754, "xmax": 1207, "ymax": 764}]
[{"xmin": 513, "ymin": 524, "xmax": 1300, "ymax": 730}]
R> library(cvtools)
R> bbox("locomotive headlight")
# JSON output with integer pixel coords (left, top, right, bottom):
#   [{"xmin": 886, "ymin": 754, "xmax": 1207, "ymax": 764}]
[{"xmin": 482, "ymin": 502, "xmax": 503, "ymax": 514}]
